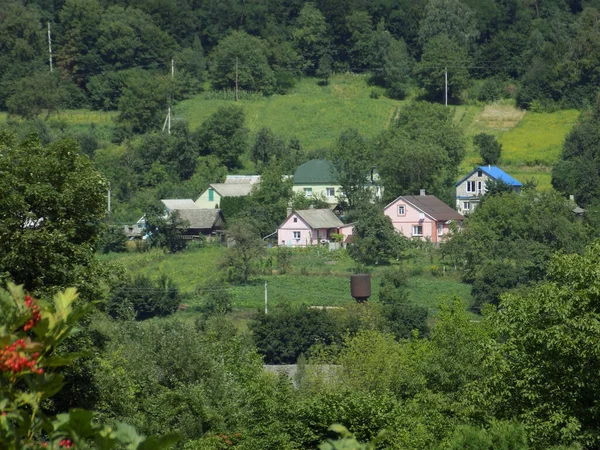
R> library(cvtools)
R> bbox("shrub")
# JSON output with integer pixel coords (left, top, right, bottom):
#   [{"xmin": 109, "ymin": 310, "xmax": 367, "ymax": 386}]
[
  {"xmin": 250, "ymin": 304, "xmax": 341, "ymax": 364},
  {"xmin": 108, "ymin": 275, "xmax": 180, "ymax": 320},
  {"xmin": 97, "ymin": 226, "xmax": 127, "ymax": 254}
]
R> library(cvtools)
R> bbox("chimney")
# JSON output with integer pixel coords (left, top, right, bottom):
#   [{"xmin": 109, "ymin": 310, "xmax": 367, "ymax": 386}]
[
  {"xmin": 420, "ymin": 189, "xmax": 426, "ymax": 196},
  {"xmin": 287, "ymin": 207, "xmax": 292, "ymax": 216},
  {"xmin": 569, "ymin": 195, "xmax": 575, "ymax": 202}
]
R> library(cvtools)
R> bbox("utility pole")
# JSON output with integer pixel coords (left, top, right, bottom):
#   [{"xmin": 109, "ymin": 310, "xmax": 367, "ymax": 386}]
[
  {"xmin": 444, "ymin": 66, "xmax": 448, "ymax": 107},
  {"xmin": 162, "ymin": 58, "xmax": 174, "ymax": 134},
  {"xmin": 47, "ymin": 22, "xmax": 53, "ymax": 72},
  {"xmin": 107, "ymin": 182, "xmax": 111, "ymax": 215},
  {"xmin": 235, "ymin": 57, "xmax": 239, "ymax": 102},
  {"xmin": 264, "ymin": 280, "xmax": 268, "ymax": 315}
]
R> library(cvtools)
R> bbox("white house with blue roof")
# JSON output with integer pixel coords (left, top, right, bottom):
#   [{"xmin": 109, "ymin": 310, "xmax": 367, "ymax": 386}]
[{"xmin": 455, "ymin": 165, "xmax": 522, "ymax": 214}]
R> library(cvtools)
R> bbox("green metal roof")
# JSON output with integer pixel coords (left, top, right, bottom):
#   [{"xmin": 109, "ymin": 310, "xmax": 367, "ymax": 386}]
[{"xmin": 293, "ymin": 159, "xmax": 337, "ymax": 184}]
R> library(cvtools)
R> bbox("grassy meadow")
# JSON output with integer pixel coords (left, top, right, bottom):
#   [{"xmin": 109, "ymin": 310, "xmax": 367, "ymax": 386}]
[
  {"xmin": 99, "ymin": 245, "xmax": 472, "ymax": 322},
  {"xmin": 177, "ymin": 75, "xmax": 405, "ymax": 150},
  {"xmin": 0, "ymin": 75, "xmax": 580, "ymax": 191}
]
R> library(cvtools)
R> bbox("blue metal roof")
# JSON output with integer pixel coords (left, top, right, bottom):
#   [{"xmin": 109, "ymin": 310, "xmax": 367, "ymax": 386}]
[{"xmin": 455, "ymin": 166, "xmax": 522, "ymax": 187}]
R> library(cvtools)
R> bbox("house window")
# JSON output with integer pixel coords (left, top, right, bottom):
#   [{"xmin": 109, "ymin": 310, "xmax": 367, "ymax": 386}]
[
  {"xmin": 326, "ymin": 187, "xmax": 335, "ymax": 197},
  {"xmin": 208, "ymin": 188, "xmax": 214, "ymax": 201},
  {"xmin": 478, "ymin": 170, "xmax": 483, "ymax": 177},
  {"xmin": 478, "ymin": 181, "xmax": 482, "ymax": 193},
  {"xmin": 293, "ymin": 217, "xmax": 298, "ymax": 223},
  {"xmin": 293, "ymin": 231, "xmax": 301, "ymax": 239},
  {"xmin": 412, "ymin": 225, "xmax": 423, "ymax": 236},
  {"xmin": 437, "ymin": 223, "xmax": 443, "ymax": 236},
  {"xmin": 463, "ymin": 202, "xmax": 470, "ymax": 210},
  {"xmin": 466, "ymin": 181, "xmax": 476, "ymax": 193},
  {"xmin": 304, "ymin": 188, "xmax": 313, "ymax": 198},
  {"xmin": 397, "ymin": 205, "xmax": 405, "ymax": 216}
]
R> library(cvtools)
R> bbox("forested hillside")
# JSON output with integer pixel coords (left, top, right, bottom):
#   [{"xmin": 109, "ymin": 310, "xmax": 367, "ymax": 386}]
[{"xmin": 3, "ymin": 0, "xmax": 600, "ymax": 112}]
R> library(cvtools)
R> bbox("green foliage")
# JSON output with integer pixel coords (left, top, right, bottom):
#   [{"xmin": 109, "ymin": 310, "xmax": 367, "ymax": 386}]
[
  {"xmin": 316, "ymin": 54, "xmax": 333, "ymax": 85},
  {"xmin": 108, "ymin": 274, "xmax": 180, "ymax": 320},
  {"xmin": 194, "ymin": 105, "xmax": 249, "ymax": 169},
  {"xmin": 330, "ymin": 128, "xmax": 375, "ymax": 209},
  {"xmin": 5, "ymin": 71, "xmax": 69, "ymax": 119},
  {"xmin": 474, "ymin": 133, "xmax": 502, "ymax": 165},
  {"xmin": 276, "ymin": 246, "xmax": 293, "ymax": 274},
  {"xmin": 0, "ymin": 133, "xmax": 108, "ymax": 299},
  {"xmin": 243, "ymin": 163, "xmax": 294, "ymax": 237},
  {"xmin": 417, "ymin": 0, "xmax": 478, "ymax": 47},
  {"xmin": 377, "ymin": 102, "xmax": 465, "ymax": 202},
  {"xmin": 442, "ymin": 422, "xmax": 528, "ymax": 450},
  {"xmin": 416, "ymin": 35, "xmax": 470, "ymax": 101},
  {"xmin": 219, "ymin": 220, "xmax": 266, "ymax": 284},
  {"xmin": 470, "ymin": 261, "xmax": 526, "ymax": 307},
  {"xmin": 347, "ymin": 202, "xmax": 406, "ymax": 265},
  {"xmin": 209, "ymin": 30, "xmax": 275, "ymax": 94},
  {"xmin": 250, "ymin": 127, "xmax": 286, "ymax": 170},
  {"xmin": 219, "ymin": 196, "xmax": 249, "ymax": 220},
  {"xmin": 0, "ymin": 284, "xmax": 176, "ymax": 450},
  {"xmin": 144, "ymin": 203, "xmax": 189, "ymax": 253},
  {"xmin": 197, "ymin": 280, "xmax": 233, "ymax": 319},
  {"xmin": 478, "ymin": 241, "xmax": 600, "ymax": 448},
  {"xmin": 552, "ymin": 106, "xmax": 600, "ymax": 207},
  {"xmin": 250, "ymin": 303, "xmax": 341, "ymax": 364},
  {"xmin": 116, "ymin": 71, "xmax": 169, "ymax": 135},
  {"xmin": 97, "ymin": 226, "xmax": 127, "ymax": 254},
  {"xmin": 443, "ymin": 190, "xmax": 589, "ymax": 301},
  {"xmin": 292, "ymin": 3, "xmax": 331, "ymax": 75}
]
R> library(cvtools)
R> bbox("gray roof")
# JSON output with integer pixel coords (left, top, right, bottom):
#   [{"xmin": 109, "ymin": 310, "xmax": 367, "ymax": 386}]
[
  {"xmin": 211, "ymin": 183, "xmax": 255, "ymax": 197},
  {"xmin": 295, "ymin": 209, "xmax": 344, "ymax": 229},
  {"xmin": 225, "ymin": 175, "xmax": 261, "ymax": 184},
  {"xmin": 397, "ymin": 195, "xmax": 464, "ymax": 222},
  {"xmin": 161, "ymin": 199, "xmax": 198, "ymax": 210},
  {"xmin": 174, "ymin": 209, "xmax": 223, "ymax": 230}
]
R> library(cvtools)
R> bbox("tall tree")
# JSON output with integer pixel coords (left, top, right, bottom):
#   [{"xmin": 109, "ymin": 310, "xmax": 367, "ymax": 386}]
[
  {"xmin": 115, "ymin": 70, "xmax": 170, "ymax": 134},
  {"xmin": 194, "ymin": 106, "xmax": 249, "ymax": 170},
  {"xmin": 330, "ymin": 128, "xmax": 375, "ymax": 209},
  {"xmin": 417, "ymin": 0, "xmax": 479, "ymax": 46},
  {"xmin": 377, "ymin": 102, "xmax": 465, "ymax": 202},
  {"xmin": 208, "ymin": 30, "xmax": 275, "ymax": 94},
  {"xmin": 292, "ymin": 2, "xmax": 331, "ymax": 75},
  {"xmin": 0, "ymin": 132, "xmax": 108, "ymax": 298},
  {"xmin": 474, "ymin": 133, "xmax": 502, "ymax": 165},
  {"xmin": 552, "ymin": 106, "xmax": 600, "ymax": 207},
  {"xmin": 250, "ymin": 127, "xmax": 286, "ymax": 170},
  {"xmin": 415, "ymin": 35, "xmax": 470, "ymax": 101}
]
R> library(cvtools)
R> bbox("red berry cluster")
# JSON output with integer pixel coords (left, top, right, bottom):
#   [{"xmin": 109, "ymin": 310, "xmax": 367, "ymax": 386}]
[
  {"xmin": 59, "ymin": 439, "xmax": 74, "ymax": 448},
  {"xmin": 0, "ymin": 340, "xmax": 42, "ymax": 375},
  {"xmin": 24, "ymin": 295, "xmax": 41, "ymax": 331}
]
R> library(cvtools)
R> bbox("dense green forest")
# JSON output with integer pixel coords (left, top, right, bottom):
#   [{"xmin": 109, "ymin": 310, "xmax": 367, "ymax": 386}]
[{"xmin": 3, "ymin": 0, "xmax": 600, "ymax": 110}]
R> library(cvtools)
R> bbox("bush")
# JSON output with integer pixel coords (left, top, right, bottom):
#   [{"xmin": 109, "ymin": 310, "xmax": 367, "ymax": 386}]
[
  {"xmin": 97, "ymin": 226, "xmax": 127, "ymax": 254},
  {"xmin": 108, "ymin": 275, "xmax": 181, "ymax": 320},
  {"xmin": 473, "ymin": 133, "xmax": 502, "ymax": 166},
  {"xmin": 477, "ymin": 77, "xmax": 507, "ymax": 102},
  {"xmin": 250, "ymin": 304, "xmax": 341, "ymax": 364}
]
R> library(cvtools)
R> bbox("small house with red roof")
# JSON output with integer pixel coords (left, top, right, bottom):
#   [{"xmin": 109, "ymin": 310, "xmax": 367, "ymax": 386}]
[{"xmin": 383, "ymin": 190, "xmax": 464, "ymax": 243}]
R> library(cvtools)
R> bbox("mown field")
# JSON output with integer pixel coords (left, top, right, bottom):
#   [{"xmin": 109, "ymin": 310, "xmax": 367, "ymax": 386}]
[{"xmin": 99, "ymin": 245, "xmax": 472, "ymax": 321}]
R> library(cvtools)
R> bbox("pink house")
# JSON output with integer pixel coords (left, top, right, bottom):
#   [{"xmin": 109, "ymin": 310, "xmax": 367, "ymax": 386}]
[
  {"xmin": 383, "ymin": 190, "xmax": 464, "ymax": 243},
  {"xmin": 278, "ymin": 209, "xmax": 344, "ymax": 247}
]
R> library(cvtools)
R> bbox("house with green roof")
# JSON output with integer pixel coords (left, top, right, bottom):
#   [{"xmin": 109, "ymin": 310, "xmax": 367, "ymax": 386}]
[
  {"xmin": 292, "ymin": 159, "xmax": 340, "ymax": 205},
  {"xmin": 292, "ymin": 159, "xmax": 382, "ymax": 206}
]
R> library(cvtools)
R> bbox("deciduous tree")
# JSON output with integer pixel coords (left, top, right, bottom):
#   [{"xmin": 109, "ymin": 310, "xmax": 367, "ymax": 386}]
[{"xmin": 0, "ymin": 133, "xmax": 108, "ymax": 298}]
